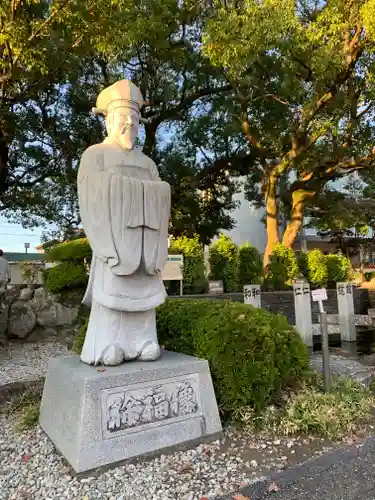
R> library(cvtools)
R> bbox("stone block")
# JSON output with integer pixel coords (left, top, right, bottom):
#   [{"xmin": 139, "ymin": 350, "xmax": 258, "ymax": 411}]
[
  {"xmin": 40, "ymin": 351, "xmax": 222, "ymax": 473},
  {"xmin": 8, "ymin": 301, "xmax": 37, "ymax": 338}
]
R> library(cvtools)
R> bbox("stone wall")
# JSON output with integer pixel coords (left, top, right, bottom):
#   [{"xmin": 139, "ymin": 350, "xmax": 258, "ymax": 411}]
[
  {"xmin": 0, "ymin": 286, "xmax": 80, "ymax": 345},
  {"xmin": 170, "ymin": 288, "xmax": 370, "ymax": 326}
]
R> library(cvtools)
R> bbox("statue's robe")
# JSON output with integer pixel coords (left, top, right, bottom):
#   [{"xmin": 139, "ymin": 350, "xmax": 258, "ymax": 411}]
[
  {"xmin": 77, "ymin": 141, "xmax": 171, "ymax": 365},
  {"xmin": 78, "ymin": 142, "xmax": 171, "ymax": 312}
]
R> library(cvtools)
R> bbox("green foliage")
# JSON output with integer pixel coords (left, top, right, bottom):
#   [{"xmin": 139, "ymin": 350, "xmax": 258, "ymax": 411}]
[
  {"xmin": 268, "ymin": 244, "xmax": 299, "ymax": 290},
  {"xmin": 16, "ymin": 402, "xmax": 40, "ymax": 431},
  {"xmin": 209, "ymin": 235, "xmax": 239, "ymax": 292},
  {"xmin": 297, "ymin": 251, "xmax": 309, "ymax": 280},
  {"xmin": 45, "ymin": 238, "xmax": 92, "ymax": 262},
  {"xmin": 157, "ymin": 299, "xmax": 308, "ymax": 413},
  {"xmin": 73, "ymin": 316, "xmax": 89, "ymax": 355},
  {"xmin": 203, "ymin": 0, "xmax": 375, "ymax": 252},
  {"xmin": 238, "ymin": 242, "xmax": 263, "ymax": 286},
  {"xmin": 44, "ymin": 262, "xmax": 88, "ymax": 294},
  {"xmin": 168, "ymin": 235, "xmax": 206, "ymax": 294},
  {"xmin": 307, "ymin": 249, "xmax": 329, "ymax": 289},
  {"xmin": 3, "ymin": 385, "xmax": 42, "ymax": 431},
  {"xmin": 236, "ymin": 374, "xmax": 375, "ymax": 439},
  {"xmin": 296, "ymin": 250, "xmax": 351, "ymax": 288},
  {"xmin": 326, "ymin": 254, "xmax": 351, "ymax": 286}
]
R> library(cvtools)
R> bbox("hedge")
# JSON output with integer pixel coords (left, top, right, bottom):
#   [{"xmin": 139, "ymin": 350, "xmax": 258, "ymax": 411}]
[
  {"xmin": 157, "ymin": 299, "xmax": 308, "ymax": 413},
  {"xmin": 209, "ymin": 235, "xmax": 239, "ymax": 292},
  {"xmin": 267, "ymin": 243, "xmax": 299, "ymax": 290},
  {"xmin": 238, "ymin": 242, "xmax": 263, "ymax": 286},
  {"xmin": 168, "ymin": 235, "xmax": 207, "ymax": 294},
  {"xmin": 44, "ymin": 262, "xmax": 88, "ymax": 294},
  {"xmin": 45, "ymin": 238, "xmax": 92, "ymax": 262},
  {"xmin": 74, "ymin": 299, "xmax": 308, "ymax": 414}
]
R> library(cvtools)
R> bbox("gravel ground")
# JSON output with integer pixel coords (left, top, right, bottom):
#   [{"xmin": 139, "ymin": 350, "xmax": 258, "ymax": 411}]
[
  {"xmin": 0, "ymin": 342, "xmax": 69, "ymax": 386},
  {"xmin": 0, "ymin": 410, "xmax": 336, "ymax": 500}
]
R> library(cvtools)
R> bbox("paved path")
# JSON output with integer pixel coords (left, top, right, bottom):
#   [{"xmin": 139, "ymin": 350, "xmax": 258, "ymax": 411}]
[{"xmin": 220, "ymin": 437, "xmax": 375, "ymax": 500}]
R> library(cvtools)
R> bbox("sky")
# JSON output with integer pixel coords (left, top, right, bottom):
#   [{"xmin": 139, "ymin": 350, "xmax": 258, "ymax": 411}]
[{"xmin": 0, "ymin": 216, "xmax": 43, "ymax": 253}]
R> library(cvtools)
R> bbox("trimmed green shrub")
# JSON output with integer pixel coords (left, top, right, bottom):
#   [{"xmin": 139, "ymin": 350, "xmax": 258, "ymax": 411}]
[
  {"xmin": 268, "ymin": 244, "xmax": 299, "ymax": 290},
  {"xmin": 307, "ymin": 249, "xmax": 328, "ymax": 288},
  {"xmin": 326, "ymin": 253, "xmax": 351, "ymax": 286},
  {"xmin": 44, "ymin": 262, "xmax": 88, "ymax": 294},
  {"xmin": 238, "ymin": 242, "xmax": 263, "ymax": 286},
  {"xmin": 45, "ymin": 238, "xmax": 92, "ymax": 262},
  {"xmin": 297, "ymin": 250, "xmax": 309, "ymax": 280},
  {"xmin": 157, "ymin": 299, "xmax": 308, "ymax": 413},
  {"xmin": 209, "ymin": 235, "xmax": 239, "ymax": 292},
  {"xmin": 169, "ymin": 235, "xmax": 206, "ymax": 294}
]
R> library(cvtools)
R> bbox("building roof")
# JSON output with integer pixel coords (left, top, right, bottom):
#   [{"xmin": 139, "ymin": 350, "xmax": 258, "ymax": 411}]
[{"xmin": 4, "ymin": 252, "xmax": 45, "ymax": 262}]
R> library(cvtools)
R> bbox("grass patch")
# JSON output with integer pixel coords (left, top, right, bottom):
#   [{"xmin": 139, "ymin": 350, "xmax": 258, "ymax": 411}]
[
  {"xmin": 16, "ymin": 401, "xmax": 40, "ymax": 430},
  {"xmin": 235, "ymin": 373, "xmax": 375, "ymax": 440},
  {"xmin": 2, "ymin": 385, "xmax": 42, "ymax": 430}
]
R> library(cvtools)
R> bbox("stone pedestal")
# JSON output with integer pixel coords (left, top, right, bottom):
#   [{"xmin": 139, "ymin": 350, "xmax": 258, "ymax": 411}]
[
  {"xmin": 39, "ymin": 351, "xmax": 222, "ymax": 473},
  {"xmin": 243, "ymin": 285, "xmax": 261, "ymax": 308},
  {"xmin": 337, "ymin": 282, "xmax": 356, "ymax": 342},
  {"xmin": 293, "ymin": 281, "xmax": 313, "ymax": 348}
]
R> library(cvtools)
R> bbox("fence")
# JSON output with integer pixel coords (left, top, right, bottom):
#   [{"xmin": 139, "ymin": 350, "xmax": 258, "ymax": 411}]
[{"xmin": 244, "ymin": 282, "xmax": 374, "ymax": 347}]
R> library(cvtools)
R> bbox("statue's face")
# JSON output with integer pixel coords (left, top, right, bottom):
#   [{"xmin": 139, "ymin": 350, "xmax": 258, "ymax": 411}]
[{"xmin": 106, "ymin": 106, "xmax": 139, "ymax": 150}]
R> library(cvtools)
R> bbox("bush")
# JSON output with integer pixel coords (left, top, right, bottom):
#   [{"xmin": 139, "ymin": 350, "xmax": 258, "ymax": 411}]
[
  {"xmin": 45, "ymin": 238, "xmax": 92, "ymax": 263},
  {"xmin": 157, "ymin": 299, "xmax": 308, "ymax": 413},
  {"xmin": 307, "ymin": 249, "xmax": 328, "ymax": 288},
  {"xmin": 297, "ymin": 251, "xmax": 309, "ymax": 280},
  {"xmin": 44, "ymin": 261, "xmax": 88, "ymax": 294},
  {"xmin": 268, "ymin": 244, "xmax": 299, "ymax": 290},
  {"xmin": 326, "ymin": 253, "xmax": 351, "ymax": 286},
  {"xmin": 235, "ymin": 374, "xmax": 375, "ymax": 439},
  {"xmin": 169, "ymin": 235, "xmax": 206, "ymax": 294},
  {"xmin": 209, "ymin": 235, "xmax": 239, "ymax": 292},
  {"xmin": 238, "ymin": 242, "xmax": 263, "ymax": 286}
]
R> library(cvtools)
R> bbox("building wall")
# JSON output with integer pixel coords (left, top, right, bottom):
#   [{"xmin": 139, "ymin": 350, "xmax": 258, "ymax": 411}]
[{"xmin": 223, "ymin": 178, "xmax": 267, "ymax": 252}]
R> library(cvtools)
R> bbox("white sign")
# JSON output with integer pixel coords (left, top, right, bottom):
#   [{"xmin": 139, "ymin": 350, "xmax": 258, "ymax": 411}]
[
  {"xmin": 311, "ymin": 288, "xmax": 327, "ymax": 302},
  {"xmin": 161, "ymin": 255, "xmax": 183, "ymax": 281}
]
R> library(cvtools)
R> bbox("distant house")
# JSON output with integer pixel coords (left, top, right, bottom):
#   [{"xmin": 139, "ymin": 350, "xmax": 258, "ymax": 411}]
[{"xmin": 293, "ymin": 230, "xmax": 375, "ymax": 272}]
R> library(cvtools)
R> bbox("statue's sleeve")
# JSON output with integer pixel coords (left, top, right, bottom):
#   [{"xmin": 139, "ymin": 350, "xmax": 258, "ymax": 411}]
[
  {"xmin": 77, "ymin": 147, "xmax": 119, "ymax": 269},
  {"xmin": 77, "ymin": 147, "xmax": 143, "ymax": 275},
  {"xmin": 143, "ymin": 180, "xmax": 171, "ymax": 275}
]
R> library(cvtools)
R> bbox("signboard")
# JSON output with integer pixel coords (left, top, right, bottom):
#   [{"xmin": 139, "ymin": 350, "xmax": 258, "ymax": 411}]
[
  {"xmin": 311, "ymin": 288, "xmax": 328, "ymax": 302},
  {"xmin": 208, "ymin": 280, "xmax": 224, "ymax": 294},
  {"xmin": 243, "ymin": 285, "xmax": 261, "ymax": 307},
  {"xmin": 161, "ymin": 255, "xmax": 183, "ymax": 281},
  {"xmin": 161, "ymin": 254, "xmax": 183, "ymax": 295}
]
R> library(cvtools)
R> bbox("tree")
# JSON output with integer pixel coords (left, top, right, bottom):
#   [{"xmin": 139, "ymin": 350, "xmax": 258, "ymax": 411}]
[
  {"xmin": 306, "ymin": 179, "xmax": 375, "ymax": 268},
  {"xmin": 1, "ymin": 0, "xmax": 244, "ymax": 242},
  {"xmin": 203, "ymin": 0, "xmax": 375, "ymax": 264}
]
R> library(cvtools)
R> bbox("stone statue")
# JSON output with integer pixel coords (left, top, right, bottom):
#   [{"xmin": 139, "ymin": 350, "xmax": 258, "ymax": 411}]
[{"xmin": 77, "ymin": 80, "xmax": 171, "ymax": 366}]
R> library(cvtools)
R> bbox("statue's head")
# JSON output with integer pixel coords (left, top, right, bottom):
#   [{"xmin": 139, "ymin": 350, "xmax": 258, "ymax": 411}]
[{"xmin": 93, "ymin": 80, "xmax": 144, "ymax": 150}]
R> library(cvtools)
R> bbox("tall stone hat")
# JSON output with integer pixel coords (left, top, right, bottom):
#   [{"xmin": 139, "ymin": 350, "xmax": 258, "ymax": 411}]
[{"xmin": 92, "ymin": 80, "xmax": 144, "ymax": 116}]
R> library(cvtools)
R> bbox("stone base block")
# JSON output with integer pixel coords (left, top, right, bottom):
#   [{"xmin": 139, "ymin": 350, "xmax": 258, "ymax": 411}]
[{"xmin": 39, "ymin": 351, "xmax": 222, "ymax": 473}]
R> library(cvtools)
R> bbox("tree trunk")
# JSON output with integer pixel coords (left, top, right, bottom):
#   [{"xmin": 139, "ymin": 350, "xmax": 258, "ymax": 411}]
[
  {"xmin": 282, "ymin": 190, "xmax": 313, "ymax": 248},
  {"xmin": 263, "ymin": 172, "xmax": 279, "ymax": 267}
]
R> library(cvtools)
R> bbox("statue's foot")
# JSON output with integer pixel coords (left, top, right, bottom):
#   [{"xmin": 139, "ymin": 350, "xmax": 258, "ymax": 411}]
[
  {"xmin": 138, "ymin": 341, "xmax": 161, "ymax": 361},
  {"xmin": 101, "ymin": 343, "xmax": 124, "ymax": 366}
]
